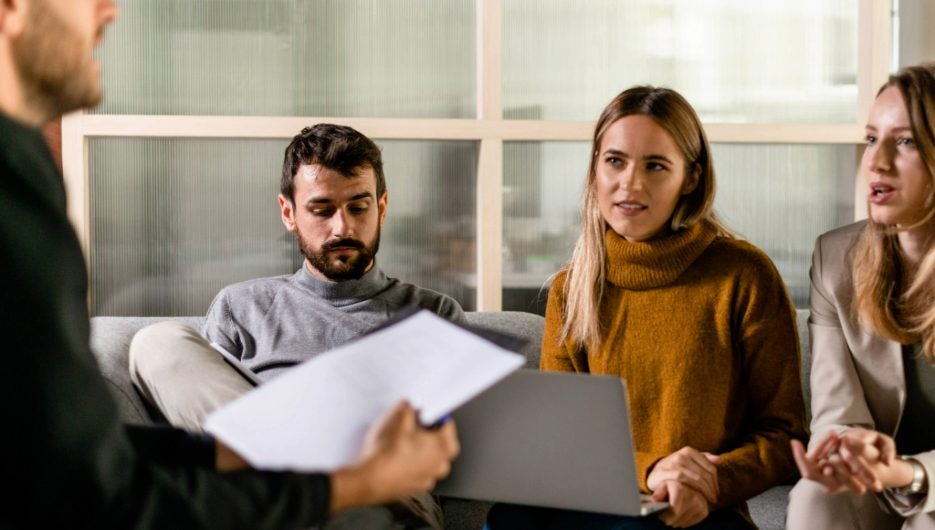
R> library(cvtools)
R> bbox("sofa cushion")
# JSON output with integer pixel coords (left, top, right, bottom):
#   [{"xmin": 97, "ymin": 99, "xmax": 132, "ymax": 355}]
[
  {"xmin": 748, "ymin": 485, "xmax": 790, "ymax": 530},
  {"xmin": 795, "ymin": 309, "xmax": 811, "ymax": 422},
  {"xmin": 90, "ymin": 316, "xmax": 203, "ymax": 424},
  {"xmin": 465, "ymin": 311, "xmax": 546, "ymax": 369}
]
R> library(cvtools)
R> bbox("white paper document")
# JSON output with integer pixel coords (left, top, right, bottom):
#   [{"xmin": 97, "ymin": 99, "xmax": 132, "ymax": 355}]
[{"xmin": 203, "ymin": 310, "xmax": 525, "ymax": 472}]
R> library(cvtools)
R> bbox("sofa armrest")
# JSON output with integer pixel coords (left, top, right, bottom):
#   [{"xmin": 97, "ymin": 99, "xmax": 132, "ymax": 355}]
[{"xmin": 90, "ymin": 316, "xmax": 204, "ymax": 424}]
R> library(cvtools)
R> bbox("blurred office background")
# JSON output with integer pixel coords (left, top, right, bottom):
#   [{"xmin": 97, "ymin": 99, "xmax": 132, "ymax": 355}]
[{"xmin": 78, "ymin": 0, "xmax": 933, "ymax": 316}]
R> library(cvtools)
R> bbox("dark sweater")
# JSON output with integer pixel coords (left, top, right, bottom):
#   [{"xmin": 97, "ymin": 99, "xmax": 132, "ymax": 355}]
[{"xmin": 0, "ymin": 112, "xmax": 332, "ymax": 529}]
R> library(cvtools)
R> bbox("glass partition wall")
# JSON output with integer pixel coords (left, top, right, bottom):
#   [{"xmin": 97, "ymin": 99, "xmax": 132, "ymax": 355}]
[{"xmin": 65, "ymin": 0, "xmax": 891, "ymax": 316}]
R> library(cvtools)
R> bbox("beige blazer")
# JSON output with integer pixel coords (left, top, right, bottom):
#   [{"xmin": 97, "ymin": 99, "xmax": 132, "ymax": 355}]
[{"xmin": 809, "ymin": 220, "xmax": 935, "ymax": 515}]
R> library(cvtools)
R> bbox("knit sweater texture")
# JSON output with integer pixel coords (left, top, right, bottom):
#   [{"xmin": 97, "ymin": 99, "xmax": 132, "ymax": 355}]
[
  {"xmin": 542, "ymin": 221, "xmax": 807, "ymax": 513},
  {"xmin": 204, "ymin": 264, "xmax": 465, "ymax": 381}
]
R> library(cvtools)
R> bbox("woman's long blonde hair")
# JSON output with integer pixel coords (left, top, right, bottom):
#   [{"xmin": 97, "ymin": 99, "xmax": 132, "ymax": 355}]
[
  {"xmin": 560, "ymin": 86, "xmax": 732, "ymax": 354},
  {"xmin": 852, "ymin": 63, "xmax": 935, "ymax": 361}
]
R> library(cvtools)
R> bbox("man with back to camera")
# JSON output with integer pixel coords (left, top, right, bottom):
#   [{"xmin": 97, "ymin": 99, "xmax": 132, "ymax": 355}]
[
  {"xmin": 0, "ymin": 0, "xmax": 459, "ymax": 528},
  {"xmin": 128, "ymin": 122, "xmax": 467, "ymax": 529}
]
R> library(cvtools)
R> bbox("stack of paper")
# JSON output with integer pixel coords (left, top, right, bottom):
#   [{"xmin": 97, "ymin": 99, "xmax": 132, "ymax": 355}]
[{"xmin": 204, "ymin": 310, "xmax": 525, "ymax": 471}]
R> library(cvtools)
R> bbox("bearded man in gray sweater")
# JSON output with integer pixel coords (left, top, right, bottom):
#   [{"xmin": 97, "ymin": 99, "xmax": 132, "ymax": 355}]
[{"xmin": 130, "ymin": 123, "xmax": 465, "ymax": 530}]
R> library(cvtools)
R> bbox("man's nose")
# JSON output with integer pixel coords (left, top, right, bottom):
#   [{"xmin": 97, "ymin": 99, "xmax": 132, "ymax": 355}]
[{"xmin": 330, "ymin": 209, "xmax": 351, "ymax": 237}]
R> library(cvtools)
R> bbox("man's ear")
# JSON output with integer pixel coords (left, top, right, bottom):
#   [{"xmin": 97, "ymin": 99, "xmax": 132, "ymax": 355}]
[
  {"xmin": 278, "ymin": 194, "xmax": 297, "ymax": 232},
  {"xmin": 377, "ymin": 191, "xmax": 388, "ymax": 227},
  {"xmin": 681, "ymin": 166, "xmax": 700, "ymax": 195},
  {"xmin": 0, "ymin": 0, "xmax": 28, "ymax": 38}
]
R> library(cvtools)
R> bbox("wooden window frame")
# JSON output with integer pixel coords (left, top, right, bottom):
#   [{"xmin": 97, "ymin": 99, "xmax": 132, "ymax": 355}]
[{"xmin": 62, "ymin": 0, "xmax": 891, "ymax": 311}]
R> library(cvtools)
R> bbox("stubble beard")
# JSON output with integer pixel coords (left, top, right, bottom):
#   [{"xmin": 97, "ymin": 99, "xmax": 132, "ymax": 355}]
[{"xmin": 12, "ymin": 0, "xmax": 103, "ymax": 119}]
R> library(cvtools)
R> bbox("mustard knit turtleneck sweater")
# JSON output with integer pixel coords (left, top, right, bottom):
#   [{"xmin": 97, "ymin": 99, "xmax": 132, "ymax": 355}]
[{"xmin": 541, "ymin": 221, "xmax": 807, "ymax": 513}]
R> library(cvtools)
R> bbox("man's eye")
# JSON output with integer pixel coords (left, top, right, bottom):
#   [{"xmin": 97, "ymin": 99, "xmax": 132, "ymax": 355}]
[
  {"xmin": 349, "ymin": 206, "xmax": 367, "ymax": 215},
  {"xmin": 311, "ymin": 208, "xmax": 334, "ymax": 217}
]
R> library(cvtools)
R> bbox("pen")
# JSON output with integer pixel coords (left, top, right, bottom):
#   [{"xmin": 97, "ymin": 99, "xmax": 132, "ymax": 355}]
[{"xmin": 426, "ymin": 413, "xmax": 452, "ymax": 430}]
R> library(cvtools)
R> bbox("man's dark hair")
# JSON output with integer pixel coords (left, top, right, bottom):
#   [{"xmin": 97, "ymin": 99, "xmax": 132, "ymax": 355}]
[{"xmin": 281, "ymin": 123, "xmax": 386, "ymax": 202}]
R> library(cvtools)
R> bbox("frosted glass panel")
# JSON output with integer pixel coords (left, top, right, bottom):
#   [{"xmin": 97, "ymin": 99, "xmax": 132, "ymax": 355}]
[
  {"xmin": 90, "ymin": 138, "xmax": 477, "ymax": 316},
  {"xmin": 95, "ymin": 0, "xmax": 475, "ymax": 118},
  {"xmin": 502, "ymin": 142, "xmax": 588, "ymax": 314},
  {"xmin": 503, "ymin": 142, "xmax": 857, "ymax": 313},
  {"xmin": 504, "ymin": 1, "xmax": 858, "ymax": 122},
  {"xmin": 712, "ymin": 144, "xmax": 856, "ymax": 303}
]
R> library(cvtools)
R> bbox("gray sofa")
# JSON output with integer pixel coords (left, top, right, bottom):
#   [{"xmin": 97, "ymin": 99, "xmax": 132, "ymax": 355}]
[{"xmin": 89, "ymin": 309, "xmax": 811, "ymax": 530}]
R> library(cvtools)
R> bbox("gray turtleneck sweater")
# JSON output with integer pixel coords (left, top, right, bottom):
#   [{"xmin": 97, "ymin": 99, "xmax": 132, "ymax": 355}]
[{"xmin": 203, "ymin": 263, "xmax": 465, "ymax": 381}]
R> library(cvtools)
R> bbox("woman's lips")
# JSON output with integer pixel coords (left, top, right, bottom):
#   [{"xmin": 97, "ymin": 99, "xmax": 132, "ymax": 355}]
[
  {"xmin": 615, "ymin": 201, "xmax": 647, "ymax": 217},
  {"xmin": 868, "ymin": 182, "xmax": 896, "ymax": 205}
]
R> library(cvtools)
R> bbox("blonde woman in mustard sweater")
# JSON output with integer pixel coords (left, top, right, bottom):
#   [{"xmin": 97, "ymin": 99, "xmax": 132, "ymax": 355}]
[
  {"xmin": 485, "ymin": 87, "xmax": 806, "ymax": 530},
  {"xmin": 787, "ymin": 64, "xmax": 935, "ymax": 530}
]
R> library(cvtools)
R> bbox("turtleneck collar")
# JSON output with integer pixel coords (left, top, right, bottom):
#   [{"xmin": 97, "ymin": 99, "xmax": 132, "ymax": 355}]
[
  {"xmin": 293, "ymin": 260, "xmax": 391, "ymax": 303},
  {"xmin": 605, "ymin": 221, "xmax": 717, "ymax": 290}
]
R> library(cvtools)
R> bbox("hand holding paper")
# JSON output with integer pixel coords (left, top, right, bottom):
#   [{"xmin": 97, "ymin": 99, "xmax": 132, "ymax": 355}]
[
  {"xmin": 204, "ymin": 310, "xmax": 524, "ymax": 472},
  {"xmin": 329, "ymin": 400, "xmax": 460, "ymax": 513}
]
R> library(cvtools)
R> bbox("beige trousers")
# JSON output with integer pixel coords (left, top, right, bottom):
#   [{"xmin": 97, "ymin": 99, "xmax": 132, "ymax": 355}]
[
  {"xmin": 129, "ymin": 321, "xmax": 253, "ymax": 430},
  {"xmin": 129, "ymin": 321, "xmax": 443, "ymax": 530},
  {"xmin": 787, "ymin": 479, "xmax": 935, "ymax": 530}
]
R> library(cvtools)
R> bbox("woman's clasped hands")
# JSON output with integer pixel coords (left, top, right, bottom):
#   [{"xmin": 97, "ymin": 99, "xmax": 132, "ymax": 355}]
[
  {"xmin": 647, "ymin": 446, "xmax": 722, "ymax": 528},
  {"xmin": 791, "ymin": 428, "xmax": 916, "ymax": 496}
]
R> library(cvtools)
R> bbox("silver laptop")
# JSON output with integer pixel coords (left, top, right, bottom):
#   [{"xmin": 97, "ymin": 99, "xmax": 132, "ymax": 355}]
[{"xmin": 434, "ymin": 369, "xmax": 668, "ymax": 517}]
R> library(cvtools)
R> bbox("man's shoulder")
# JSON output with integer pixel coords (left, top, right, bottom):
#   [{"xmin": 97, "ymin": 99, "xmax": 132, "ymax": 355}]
[
  {"xmin": 212, "ymin": 273, "xmax": 296, "ymax": 307},
  {"xmin": 386, "ymin": 277, "xmax": 460, "ymax": 305},
  {"xmin": 381, "ymin": 275, "xmax": 465, "ymax": 321}
]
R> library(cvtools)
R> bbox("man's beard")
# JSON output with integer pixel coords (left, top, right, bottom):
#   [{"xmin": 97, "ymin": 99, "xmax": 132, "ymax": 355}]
[
  {"xmin": 298, "ymin": 227, "xmax": 381, "ymax": 281},
  {"xmin": 12, "ymin": 0, "xmax": 103, "ymax": 118}
]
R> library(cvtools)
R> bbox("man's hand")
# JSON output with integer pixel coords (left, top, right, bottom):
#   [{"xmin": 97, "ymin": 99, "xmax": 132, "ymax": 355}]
[
  {"xmin": 329, "ymin": 401, "xmax": 460, "ymax": 515},
  {"xmin": 215, "ymin": 439, "xmax": 250, "ymax": 471},
  {"xmin": 646, "ymin": 446, "xmax": 721, "ymax": 505},
  {"xmin": 652, "ymin": 480, "xmax": 711, "ymax": 528}
]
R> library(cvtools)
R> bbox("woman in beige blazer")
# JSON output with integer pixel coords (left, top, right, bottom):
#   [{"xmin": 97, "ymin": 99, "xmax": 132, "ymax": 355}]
[{"xmin": 787, "ymin": 63, "xmax": 935, "ymax": 530}]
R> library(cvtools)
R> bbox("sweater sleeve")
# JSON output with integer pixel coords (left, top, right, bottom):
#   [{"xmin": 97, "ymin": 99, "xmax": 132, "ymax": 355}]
[
  {"xmin": 711, "ymin": 249, "xmax": 808, "ymax": 509},
  {"xmin": 2, "ymin": 238, "xmax": 335, "ymax": 530},
  {"xmin": 539, "ymin": 271, "xmax": 578, "ymax": 373},
  {"xmin": 125, "ymin": 424, "xmax": 216, "ymax": 468},
  {"xmin": 203, "ymin": 288, "xmax": 242, "ymax": 355},
  {"xmin": 435, "ymin": 293, "xmax": 467, "ymax": 325}
]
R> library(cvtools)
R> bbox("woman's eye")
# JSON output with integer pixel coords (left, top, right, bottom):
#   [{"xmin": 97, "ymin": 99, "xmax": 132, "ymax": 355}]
[
  {"xmin": 864, "ymin": 135, "xmax": 877, "ymax": 146},
  {"xmin": 605, "ymin": 157, "xmax": 622, "ymax": 167},
  {"xmin": 897, "ymin": 137, "xmax": 915, "ymax": 147},
  {"xmin": 646, "ymin": 162, "xmax": 666, "ymax": 172}
]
